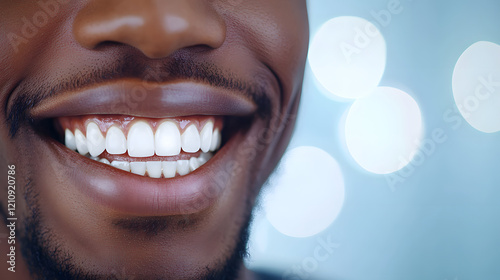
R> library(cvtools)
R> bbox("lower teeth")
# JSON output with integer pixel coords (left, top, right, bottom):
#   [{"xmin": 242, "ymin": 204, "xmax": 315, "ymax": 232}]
[{"xmin": 87, "ymin": 153, "xmax": 213, "ymax": 178}]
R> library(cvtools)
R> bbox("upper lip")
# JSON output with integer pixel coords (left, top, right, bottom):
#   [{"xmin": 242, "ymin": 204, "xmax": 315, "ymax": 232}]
[{"xmin": 30, "ymin": 79, "xmax": 258, "ymax": 119}]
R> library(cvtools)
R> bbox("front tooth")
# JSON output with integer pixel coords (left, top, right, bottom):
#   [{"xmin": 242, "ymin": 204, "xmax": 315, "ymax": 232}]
[
  {"xmin": 111, "ymin": 160, "xmax": 130, "ymax": 172},
  {"xmin": 146, "ymin": 161, "xmax": 162, "ymax": 178},
  {"xmin": 65, "ymin": 129, "xmax": 77, "ymax": 150},
  {"xmin": 130, "ymin": 162, "xmax": 146, "ymax": 176},
  {"xmin": 200, "ymin": 121, "xmax": 214, "ymax": 153},
  {"xmin": 181, "ymin": 124, "xmax": 201, "ymax": 153},
  {"xmin": 176, "ymin": 160, "xmax": 190, "ymax": 176},
  {"xmin": 155, "ymin": 121, "xmax": 181, "ymax": 156},
  {"xmin": 189, "ymin": 157, "xmax": 200, "ymax": 171},
  {"xmin": 127, "ymin": 121, "xmax": 155, "ymax": 157},
  {"xmin": 209, "ymin": 128, "xmax": 221, "ymax": 152},
  {"xmin": 99, "ymin": 158, "xmax": 111, "ymax": 165},
  {"xmin": 162, "ymin": 161, "xmax": 177, "ymax": 178},
  {"xmin": 86, "ymin": 122, "xmax": 106, "ymax": 157},
  {"xmin": 75, "ymin": 129, "xmax": 89, "ymax": 155},
  {"xmin": 106, "ymin": 126, "xmax": 127, "ymax": 155}
]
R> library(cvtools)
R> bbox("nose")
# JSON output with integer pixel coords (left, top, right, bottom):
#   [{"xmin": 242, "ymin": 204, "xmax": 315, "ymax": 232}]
[{"xmin": 73, "ymin": 0, "xmax": 226, "ymax": 58}]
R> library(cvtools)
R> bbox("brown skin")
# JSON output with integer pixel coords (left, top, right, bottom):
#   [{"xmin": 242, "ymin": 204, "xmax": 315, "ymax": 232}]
[{"xmin": 0, "ymin": 1, "xmax": 308, "ymax": 279}]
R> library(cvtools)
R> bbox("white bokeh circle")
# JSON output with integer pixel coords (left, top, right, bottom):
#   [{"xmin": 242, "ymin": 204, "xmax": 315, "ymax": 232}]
[
  {"xmin": 262, "ymin": 146, "xmax": 345, "ymax": 238},
  {"xmin": 345, "ymin": 87, "xmax": 423, "ymax": 174},
  {"xmin": 308, "ymin": 16, "xmax": 387, "ymax": 99},
  {"xmin": 452, "ymin": 41, "xmax": 500, "ymax": 133}
]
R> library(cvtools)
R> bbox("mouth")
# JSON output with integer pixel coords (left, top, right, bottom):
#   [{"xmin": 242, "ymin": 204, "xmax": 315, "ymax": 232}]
[
  {"xmin": 29, "ymin": 81, "xmax": 259, "ymax": 216},
  {"xmin": 56, "ymin": 115, "xmax": 224, "ymax": 178}
]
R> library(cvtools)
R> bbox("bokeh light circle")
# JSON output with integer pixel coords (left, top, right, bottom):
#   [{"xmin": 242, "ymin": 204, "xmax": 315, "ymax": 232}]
[
  {"xmin": 345, "ymin": 87, "xmax": 423, "ymax": 174},
  {"xmin": 452, "ymin": 41, "xmax": 500, "ymax": 133},
  {"xmin": 308, "ymin": 16, "xmax": 387, "ymax": 99},
  {"xmin": 262, "ymin": 146, "xmax": 345, "ymax": 238}
]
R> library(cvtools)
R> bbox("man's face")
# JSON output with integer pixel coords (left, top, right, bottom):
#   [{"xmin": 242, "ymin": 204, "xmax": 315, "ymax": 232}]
[{"xmin": 0, "ymin": 1, "xmax": 308, "ymax": 279}]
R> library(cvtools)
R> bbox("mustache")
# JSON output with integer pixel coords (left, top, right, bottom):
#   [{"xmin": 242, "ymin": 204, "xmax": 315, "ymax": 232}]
[{"xmin": 6, "ymin": 56, "xmax": 272, "ymax": 137}]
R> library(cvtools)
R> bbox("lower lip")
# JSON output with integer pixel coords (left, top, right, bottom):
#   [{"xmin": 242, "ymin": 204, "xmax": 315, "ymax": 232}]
[{"xmin": 44, "ymin": 132, "xmax": 240, "ymax": 216}]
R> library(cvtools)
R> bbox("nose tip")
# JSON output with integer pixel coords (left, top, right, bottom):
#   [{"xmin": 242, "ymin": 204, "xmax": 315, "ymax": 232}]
[{"xmin": 73, "ymin": 0, "xmax": 226, "ymax": 59}]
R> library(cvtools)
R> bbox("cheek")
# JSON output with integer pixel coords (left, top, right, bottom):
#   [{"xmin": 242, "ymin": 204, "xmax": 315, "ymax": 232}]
[
  {"xmin": 0, "ymin": 3, "xmax": 73, "ymax": 141},
  {"xmin": 0, "ymin": 1, "xmax": 79, "ymax": 88},
  {"xmin": 21, "ymin": 140, "xmax": 95, "ymax": 243},
  {"xmin": 233, "ymin": 0, "xmax": 309, "ymax": 104},
  {"xmin": 261, "ymin": 1, "xmax": 309, "ymax": 60},
  {"xmin": 268, "ymin": 4, "xmax": 309, "ymax": 94}
]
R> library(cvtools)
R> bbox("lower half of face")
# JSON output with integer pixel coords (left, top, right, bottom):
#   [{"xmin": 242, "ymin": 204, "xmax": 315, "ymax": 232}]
[
  {"xmin": 0, "ymin": 0, "xmax": 308, "ymax": 279},
  {"xmin": 13, "ymin": 114, "xmax": 287, "ymax": 279}
]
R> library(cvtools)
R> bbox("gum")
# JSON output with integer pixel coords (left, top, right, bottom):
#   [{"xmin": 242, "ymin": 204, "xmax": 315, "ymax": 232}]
[{"xmin": 57, "ymin": 115, "xmax": 224, "ymax": 135}]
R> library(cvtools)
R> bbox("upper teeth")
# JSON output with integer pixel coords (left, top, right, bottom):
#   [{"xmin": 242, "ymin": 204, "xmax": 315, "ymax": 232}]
[
  {"xmin": 155, "ymin": 121, "xmax": 181, "ymax": 156},
  {"xmin": 127, "ymin": 121, "xmax": 155, "ymax": 157},
  {"xmin": 86, "ymin": 122, "xmax": 106, "ymax": 157},
  {"xmin": 106, "ymin": 126, "xmax": 127, "ymax": 155},
  {"xmin": 63, "ymin": 119, "xmax": 222, "ymax": 178},
  {"xmin": 64, "ymin": 119, "xmax": 221, "ymax": 158}
]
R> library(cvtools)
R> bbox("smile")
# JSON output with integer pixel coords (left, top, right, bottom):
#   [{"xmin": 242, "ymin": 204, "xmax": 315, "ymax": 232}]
[
  {"xmin": 28, "ymin": 80, "xmax": 260, "ymax": 215},
  {"xmin": 59, "ymin": 115, "xmax": 223, "ymax": 178}
]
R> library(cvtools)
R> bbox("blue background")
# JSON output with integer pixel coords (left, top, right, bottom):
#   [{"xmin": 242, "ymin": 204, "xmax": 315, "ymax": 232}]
[{"xmin": 246, "ymin": 1, "xmax": 500, "ymax": 279}]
